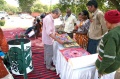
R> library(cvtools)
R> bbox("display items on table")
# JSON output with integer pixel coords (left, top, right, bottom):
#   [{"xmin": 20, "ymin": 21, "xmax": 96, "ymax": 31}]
[
  {"xmin": 63, "ymin": 42, "xmax": 79, "ymax": 48},
  {"xmin": 60, "ymin": 48, "xmax": 90, "ymax": 61},
  {"xmin": 56, "ymin": 33, "xmax": 72, "ymax": 42},
  {"xmin": 53, "ymin": 41, "xmax": 115, "ymax": 79},
  {"xmin": 56, "ymin": 33, "xmax": 80, "ymax": 48}
]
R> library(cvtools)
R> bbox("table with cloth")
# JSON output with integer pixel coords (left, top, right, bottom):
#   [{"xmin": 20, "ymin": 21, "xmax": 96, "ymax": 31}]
[{"xmin": 53, "ymin": 41, "xmax": 116, "ymax": 79}]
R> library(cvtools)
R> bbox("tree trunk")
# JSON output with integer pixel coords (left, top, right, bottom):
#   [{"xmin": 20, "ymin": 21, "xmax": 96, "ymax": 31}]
[{"xmin": 116, "ymin": 6, "xmax": 120, "ymax": 12}]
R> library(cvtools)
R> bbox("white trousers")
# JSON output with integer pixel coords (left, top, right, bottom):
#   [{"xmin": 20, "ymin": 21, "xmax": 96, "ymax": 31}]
[{"xmin": 94, "ymin": 69, "xmax": 116, "ymax": 79}]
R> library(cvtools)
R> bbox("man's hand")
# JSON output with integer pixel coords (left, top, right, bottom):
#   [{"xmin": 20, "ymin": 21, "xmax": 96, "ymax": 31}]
[
  {"xmin": 57, "ymin": 39, "xmax": 64, "ymax": 44},
  {"xmin": 49, "ymin": 33, "xmax": 64, "ymax": 44}
]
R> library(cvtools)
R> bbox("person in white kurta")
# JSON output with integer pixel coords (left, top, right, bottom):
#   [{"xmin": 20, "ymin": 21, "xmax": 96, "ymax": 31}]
[{"xmin": 64, "ymin": 9, "xmax": 77, "ymax": 38}]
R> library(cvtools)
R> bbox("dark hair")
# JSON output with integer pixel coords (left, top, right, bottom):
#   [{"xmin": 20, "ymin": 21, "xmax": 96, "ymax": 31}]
[
  {"xmin": 82, "ymin": 10, "xmax": 90, "ymax": 19},
  {"xmin": 40, "ymin": 13, "xmax": 46, "ymax": 19},
  {"xmin": 86, "ymin": 0, "xmax": 98, "ymax": 8},
  {"xmin": 78, "ymin": 12, "xmax": 81, "ymax": 15},
  {"xmin": 36, "ymin": 19, "xmax": 40, "ymax": 23}
]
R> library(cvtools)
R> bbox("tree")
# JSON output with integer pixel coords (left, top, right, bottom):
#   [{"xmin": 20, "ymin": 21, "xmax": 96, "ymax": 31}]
[
  {"xmin": 0, "ymin": 0, "xmax": 6, "ymax": 10},
  {"xmin": 31, "ymin": 3, "xmax": 49, "ymax": 13},
  {"xmin": 109, "ymin": 0, "xmax": 120, "ymax": 11},
  {"xmin": 96, "ymin": 0, "xmax": 116, "ymax": 12},
  {"xmin": 18, "ymin": 0, "xmax": 37, "ymax": 13},
  {"xmin": 96, "ymin": 0, "xmax": 120, "ymax": 11},
  {"xmin": 4, "ymin": 4, "xmax": 19, "ymax": 14},
  {"xmin": 58, "ymin": 0, "xmax": 120, "ymax": 13},
  {"xmin": 53, "ymin": 0, "xmax": 88, "ymax": 16}
]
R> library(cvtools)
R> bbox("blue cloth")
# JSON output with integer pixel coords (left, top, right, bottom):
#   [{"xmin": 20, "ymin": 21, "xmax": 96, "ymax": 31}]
[
  {"xmin": 87, "ymin": 38, "xmax": 100, "ymax": 54},
  {"xmin": 0, "ymin": 51, "xmax": 5, "ymax": 56}
]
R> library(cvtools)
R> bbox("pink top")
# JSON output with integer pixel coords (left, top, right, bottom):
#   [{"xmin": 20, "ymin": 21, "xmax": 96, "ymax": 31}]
[{"xmin": 42, "ymin": 14, "xmax": 55, "ymax": 45}]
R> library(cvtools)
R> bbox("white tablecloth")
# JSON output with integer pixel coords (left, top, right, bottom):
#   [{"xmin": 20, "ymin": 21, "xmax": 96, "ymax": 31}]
[
  {"xmin": 68, "ymin": 54, "xmax": 98, "ymax": 69},
  {"xmin": 53, "ymin": 41, "xmax": 116, "ymax": 79}
]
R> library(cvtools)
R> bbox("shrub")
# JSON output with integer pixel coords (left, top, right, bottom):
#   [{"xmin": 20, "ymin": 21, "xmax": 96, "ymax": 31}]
[{"xmin": 0, "ymin": 20, "xmax": 5, "ymax": 26}]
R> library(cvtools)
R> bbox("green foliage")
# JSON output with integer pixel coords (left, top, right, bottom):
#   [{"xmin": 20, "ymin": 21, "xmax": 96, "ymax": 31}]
[
  {"xmin": 4, "ymin": 4, "xmax": 19, "ymax": 14},
  {"xmin": 30, "ymin": 3, "xmax": 49, "ymax": 13},
  {"xmin": 52, "ymin": 0, "xmax": 87, "ymax": 16},
  {"xmin": 109, "ymin": 0, "xmax": 120, "ymax": 11},
  {"xmin": 96, "ymin": 0, "xmax": 120, "ymax": 11},
  {"xmin": 52, "ymin": 0, "xmax": 120, "ymax": 16},
  {"xmin": 0, "ymin": 20, "xmax": 5, "ymax": 26},
  {"xmin": 0, "ymin": 0, "xmax": 19, "ymax": 14},
  {"xmin": 96, "ymin": 0, "xmax": 115, "ymax": 12},
  {"xmin": 0, "ymin": 0, "xmax": 6, "ymax": 10},
  {"xmin": 0, "ymin": 0, "xmax": 119, "ymax": 15},
  {"xmin": 18, "ymin": 0, "xmax": 37, "ymax": 13}
]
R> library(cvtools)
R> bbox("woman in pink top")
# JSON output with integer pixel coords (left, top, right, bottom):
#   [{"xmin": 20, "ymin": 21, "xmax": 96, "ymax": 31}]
[{"xmin": 42, "ymin": 8, "xmax": 64, "ymax": 71}]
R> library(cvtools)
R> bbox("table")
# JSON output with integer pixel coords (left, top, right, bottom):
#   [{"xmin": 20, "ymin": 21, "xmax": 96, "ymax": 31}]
[{"xmin": 53, "ymin": 41, "xmax": 116, "ymax": 79}]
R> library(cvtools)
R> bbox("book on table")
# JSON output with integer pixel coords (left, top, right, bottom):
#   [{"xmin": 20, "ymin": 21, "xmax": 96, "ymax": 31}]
[{"xmin": 56, "ymin": 33, "xmax": 79, "ymax": 48}]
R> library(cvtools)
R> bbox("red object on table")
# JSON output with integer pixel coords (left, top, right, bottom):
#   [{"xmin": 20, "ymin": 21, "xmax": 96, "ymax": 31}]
[{"xmin": 60, "ymin": 48, "xmax": 90, "ymax": 61}]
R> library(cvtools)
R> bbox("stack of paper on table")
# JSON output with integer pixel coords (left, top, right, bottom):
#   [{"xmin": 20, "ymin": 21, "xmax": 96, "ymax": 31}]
[{"xmin": 68, "ymin": 53, "xmax": 98, "ymax": 69}]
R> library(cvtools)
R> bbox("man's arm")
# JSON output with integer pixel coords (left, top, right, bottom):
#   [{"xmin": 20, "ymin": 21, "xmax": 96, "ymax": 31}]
[
  {"xmin": 49, "ymin": 34, "xmax": 64, "ymax": 44},
  {"xmin": 97, "ymin": 12, "xmax": 108, "ymax": 34},
  {"xmin": 44, "ymin": 17, "xmax": 64, "ymax": 44}
]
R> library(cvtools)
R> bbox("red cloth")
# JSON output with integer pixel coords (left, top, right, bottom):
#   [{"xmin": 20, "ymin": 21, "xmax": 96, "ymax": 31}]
[
  {"xmin": 0, "ymin": 28, "xmax": 9, "ymax": 53},
  {"xmin": 60, "ymin": 48, "xmax": 90, "ymax": 61},
  {"xmin": 105, "ymin": 10, "xmax": 120, "ymax": 24}
]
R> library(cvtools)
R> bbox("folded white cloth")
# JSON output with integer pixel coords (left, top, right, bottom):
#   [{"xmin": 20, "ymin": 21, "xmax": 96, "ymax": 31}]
[
  {"xmin": 68, "ymin": 53, "xmax": 98, "ymax": 69},
  {"xmin": 28, "ymin": 30, "xmax": 35, "ymax": 37}
]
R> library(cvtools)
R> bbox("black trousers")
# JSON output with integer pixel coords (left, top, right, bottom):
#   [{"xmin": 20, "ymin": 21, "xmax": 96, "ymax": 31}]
[
  {"xmin": 67, "ymin": 33, "xmax": 73, "ymax": 38},
  {"xmin": 87, "ymin": 38, "xmax": 100, "ymax": 54}
]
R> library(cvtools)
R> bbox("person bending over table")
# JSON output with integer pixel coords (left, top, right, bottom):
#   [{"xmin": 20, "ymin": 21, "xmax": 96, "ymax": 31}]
[{"xmin": 42, "ymin": 8, "xmax": 64, "ymax": 71}]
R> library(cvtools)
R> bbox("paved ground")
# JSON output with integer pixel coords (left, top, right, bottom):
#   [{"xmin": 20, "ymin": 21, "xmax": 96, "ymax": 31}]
[{"xmin": 1, "ymin": 16, "xmax": 34, "ymax": 30}]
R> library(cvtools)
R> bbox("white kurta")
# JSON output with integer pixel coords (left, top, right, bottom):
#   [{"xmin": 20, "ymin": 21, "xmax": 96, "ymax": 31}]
[{"xmin": 64, "ymin": 14, "xmax": 77, "ymax": 33}]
